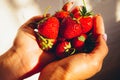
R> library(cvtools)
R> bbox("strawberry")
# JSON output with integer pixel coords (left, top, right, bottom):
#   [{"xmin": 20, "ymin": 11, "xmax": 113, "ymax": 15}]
[
  {"xmin": 54, "ymin": 2, "xmax": 74, "ymax": 21},
  {"xmin": 80, "ymin": 16, "xmax": 93, "ymax": 33},
  {"xmin": 78, "ymin": 0, "xmax": 93, "ymax": 33},
  {"xmin": 69, "ymin": 0, "xmax": 93, "ymax": 34},
  {"xmin": 71, "ymin": 6, "xmax": 81, "ymax": 14},
  {"xmin": 60, "ymin": 17, "xmax": 82, "ymax": 39},
  {"xmin": 72, "ymin": 33, "xmax": 87, "ymax": 51},
  {"xmin": 54, "ymin": 11, "xmax": 69, "ymax": 21},
  {"xmin": 56, "ymin": 41, "xmax": 75, "ymax": 58},
  {"xmin": 71, "ymin": 6, "xmax": 82, "ymax": 18},
  {"xmin": 35, "ymin": 16, "xmax": 59, "ymax": 51},
  {"xmin": 38, "ymin": 17, "xmax": 59, "ymax": 39}
]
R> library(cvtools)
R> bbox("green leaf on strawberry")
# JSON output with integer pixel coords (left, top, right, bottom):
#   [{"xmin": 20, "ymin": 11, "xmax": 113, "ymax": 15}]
[
  {"xmin": 80, "ymin": 6, "xmax": 93, "ymax": 16},
  {"xmin": 56, "ymin": 41, "xmax": 75, "ymax": 58}
]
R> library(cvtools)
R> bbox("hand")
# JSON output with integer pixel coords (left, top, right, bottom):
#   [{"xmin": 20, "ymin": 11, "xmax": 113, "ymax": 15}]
[
  {"xmin": 0, "ymin": 16, "xmax": 56, "ymax": 80},
  {"xmin": 38, "ymin": 15, "xmax": 108, "ymax": 80}
]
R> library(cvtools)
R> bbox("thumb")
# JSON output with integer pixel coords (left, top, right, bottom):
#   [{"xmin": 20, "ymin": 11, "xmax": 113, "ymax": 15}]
[
  {"xmin": 93, "ymin": 14, "xmax": 107, "ymax": 41},
  {"xmin": 90, "ymin": 15, "xmax": 108, "ymax": 61},
  {"xmin": 93, "ymin": 14, "xmax": 105, "ymax": 37}
]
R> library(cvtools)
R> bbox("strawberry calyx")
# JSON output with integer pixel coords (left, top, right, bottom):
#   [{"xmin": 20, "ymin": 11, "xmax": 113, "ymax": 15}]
[
  {"xmin": 56, "ymin": 41, "xmax": 76, "ymax": 58},
  {"xmin": 35, "ymin": 30, "xmax": 55, "ymax": 50},
  {"xmin": 80, "ymin": 6, "xmax": 93, "ymax": 17},
  {"xmin": 78, "ymin": 35, "xmax": 86, "ymax": 42},
  {"xmin": 64, "ymin": 42, "xmax": 76, "ymax": 56},
  {"xmin": 65, "ymin": 48, "xmax": 76, "ymax": 56},
  {"xmin": 80, "ymin": 0, "xmax": 93, "ymax": 17}
]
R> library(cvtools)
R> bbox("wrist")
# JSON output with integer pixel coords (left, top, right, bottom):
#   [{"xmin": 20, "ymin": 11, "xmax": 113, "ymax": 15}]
[{"xmin": 0, "ymin": 47, "xmax": 26, "ymax": 80}]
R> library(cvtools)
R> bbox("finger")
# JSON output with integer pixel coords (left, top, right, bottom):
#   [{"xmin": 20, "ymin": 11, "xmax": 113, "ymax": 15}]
[
  {"xmin": 90, "ymin": 35, "xmax": 108, "ymax": 62},
  {"xmin": 93, "ymin": 14, "xmax": 105, "ymax": 37},
  {"xmin": 21, "ymin": 15, "xmax": 43, "ymax": 28},
  {"xmin": 102, "ymin": 33, "xmax": 107, "ymax": 41},
  {"xmin": 19, "ymin": 15, "xmax": 43, "ymax": 33},
  {"xmin": 62, "ymin": 1, "xmax": 74, "ymax": 11},
  {"xmin": 89, "ymin": 15, "xmax": 108, "ymax": 61},
  {"xmin": 16, "ymin": 15, "xmax": 43, "ymax": 41}
]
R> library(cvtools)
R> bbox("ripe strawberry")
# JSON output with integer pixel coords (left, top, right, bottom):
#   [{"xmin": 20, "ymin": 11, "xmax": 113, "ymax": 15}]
[
  {"xmin": 36, "ymin": 16, "xmax": 59, "ymax": 51},
  {"xmin": 80, "ymin": 16, "xmax": 93, "ymax": 33},
  {"xmin": 56, "ymin": 41, "xmax": 75, "ymax": 58},
  {"xmin": 60, "ymin": 17, "xmax": 82, "ymax": 39},
  {"xmin": 38, "ymin": 17, "xmax": 59, "ymax": 39},
  {"xmin": 71, "ymin": 6, "xmax": 81, "ymax": 14},
  {"xmin": 69, "ymin": 0, "xmax": 93, "ymax": 34},
  {"xmin": 54, "ymin": 2, "xmax": 74, "ymax": 21},
  {"xmin": 72, "ymin": 33, "xmax": 87, "ymax": 51},
  {"xmin": 78, "ymin": 0, "xmax": 93, "ymax": 33},
  {"xmin": 71, "ymin": 6, "xmax": 82, "ymax": 18},
  {"xmin": 54, "ymin": 11, "xmax": 69, "ymax": 21}
]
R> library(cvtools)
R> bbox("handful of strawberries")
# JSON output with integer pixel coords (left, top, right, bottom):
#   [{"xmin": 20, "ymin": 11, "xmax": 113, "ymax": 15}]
[{"xmin": 33, "ymin": 0, "xmax": 96, "ymax": 59}]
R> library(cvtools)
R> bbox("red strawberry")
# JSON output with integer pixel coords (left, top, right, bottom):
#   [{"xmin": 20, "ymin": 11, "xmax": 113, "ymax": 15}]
[
  {"xmin": 38, "ymin": 17, "xmax": 59, "ymax": 39},
  {"xmin": 54, "ymin": 11, "xmax": 69, "ymax": 21},
  {"xmin": 60, "ymin": 17, "xmax": 82, "ymax": 39},
  {"xmin": 72, "ymin": 6, "xmax": 93, "ymax": 34},
  {"xmin": 72, "ymin": 33, "xmax": 87, "ymax": 51},
  {"xmin": 71, "ymin": 6, "xmax": 82, "ymax": 18},
  {"xmin": 69, "ymin": 0, "xmax": 93, "ymax": 34},
  {"xmin": 80, "ymin": 16, "xmax": 93, "ymax": 33},
  {"xmin": 71, "ymin": 6, "xmax": 81, "ymax": 14},
  {"xmin": 78, "ymin": 1, "xmax": 93, "ymax": 33},
  {"xmin": 36, "ymin": 16, "xmax": 59, "ymax": 51},
  {"xmin": 56, "ymin": 41, "xmax": 75, "ymax": 58}
]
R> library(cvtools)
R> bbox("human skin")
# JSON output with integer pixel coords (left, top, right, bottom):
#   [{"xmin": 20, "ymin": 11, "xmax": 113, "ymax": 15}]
[{"xmin": 0, "ymin": 16, "xmax": 56, "ymax": 80}]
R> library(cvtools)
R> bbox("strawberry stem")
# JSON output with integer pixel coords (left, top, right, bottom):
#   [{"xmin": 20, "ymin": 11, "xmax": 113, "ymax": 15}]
[
  {"xmin": 43, "ymin": 6, "xmax": 51, "ymax": 17},
  {"xmin": 37, "ymin": 17, "xmax": 47, "ymax": 25},
  {"xmin": 70, "ymin": 48, "xmax": 76, "ymax": 55},
  {"xmin": 65, "ymin": 48, "xmax": 76, "ymax": 56},
  {"xmin": 34, "ymin": 31, "xmax": 55, "ymax": 50},
  {"xmin": 35, "ymin": 31, "xmax": 47, "ymax": 43},
  {"xmin": 82, "ymin": 0, "xmax": 86, "ymax": 8}
]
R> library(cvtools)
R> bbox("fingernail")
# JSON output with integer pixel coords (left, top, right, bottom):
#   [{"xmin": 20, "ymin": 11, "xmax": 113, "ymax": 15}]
[{"xmin": 102, "ymin": 33, "xmax": 107, "ymax": 41}]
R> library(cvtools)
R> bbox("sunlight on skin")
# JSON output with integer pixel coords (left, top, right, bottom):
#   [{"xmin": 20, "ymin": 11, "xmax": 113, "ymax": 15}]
[
  {"xmin": 24, "ymin": 73, "xmax": 40, "ymax": 80},
  {"xmin": 63, "ymin": 0, "xmax": 92, "ymax": 10},
  {"xmin": 116, "ymin": 0, "xmax": 120, "ymax": 22}
]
